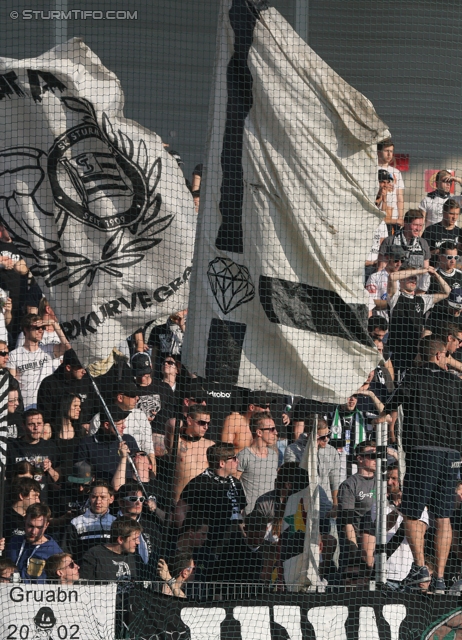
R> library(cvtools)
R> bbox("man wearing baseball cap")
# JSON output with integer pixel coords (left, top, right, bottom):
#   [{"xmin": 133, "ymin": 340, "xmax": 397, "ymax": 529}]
[
  {"xmin": 387, "ymin": 264, "xmax": 451, "ymax": 377},
  {"xmin": 88, "ymin": 378, "xmax": 156, "ymax": 475}
]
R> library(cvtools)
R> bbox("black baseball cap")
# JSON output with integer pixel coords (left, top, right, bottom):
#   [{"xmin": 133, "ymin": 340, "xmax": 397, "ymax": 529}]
[
  {"xmin": 63, "ymin": 349, "xmax": 83, "ymax": 368},
  {"xmin": 378, "ymin": 169, "xmax": 393, "ymax": 182},
  {"xmin": 68, "ymin": 460, "xmax": 93, "ymax": 484},
  {"xmin": 383, "ymin": 245, "xmax": 406, "ymax": 260},
  {"xmin": 131, "ymin": 352, "xmax": 152, "ymax": 376}
]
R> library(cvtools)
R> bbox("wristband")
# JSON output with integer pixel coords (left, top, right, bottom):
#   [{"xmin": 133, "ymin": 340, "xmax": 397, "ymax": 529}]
[{"xmin": 166, "ymin": 578, "xmax": 176, "ymax": 588}]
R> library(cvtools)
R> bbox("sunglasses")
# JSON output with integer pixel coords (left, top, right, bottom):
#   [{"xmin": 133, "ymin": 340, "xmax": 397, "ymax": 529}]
[
  {"xmin": 30, "ymin": 326, "xmax": 44, "ymax": 332},
  {"xmin": 390, "ymin": 258, "xmax": 403, "ymax": 263},
  {"xmin": 225, "ymin": 455, "xmax": 238, "ymax": 462},
  {"xmin": 444, "ymin": 255, "xmax": 458, "ymax": 260},
  {"xmin": 134, "ymin": 451, "xmax": 148, "ymax": 457},
  {"xmin": 259, "ymin": 426, "xmax": 277, "ymax": 432},
  {"xmin": 194, "ymin": 419, "xmax": 210, "ymax": 427},
  {"xmin": 360, "ymin": 452, "xmax": 377, "ymax": 460},
  {"xmin": 317, "ymin": 434, "xmax": 331, "ymax": 441},
  {"xmin": 124, "ymin": 496, "xmax": 146, "ymax": 503},
  {"xmin": 164, "ymin": 360, "xmax": 176, "ymax": 366},
  {"xmin": 0, "ymin": 351, "xmax": 9, "ymax": 356},
  {"xmin": 63, "ymin": 561, "xmax": 78, "ymax": 570}
]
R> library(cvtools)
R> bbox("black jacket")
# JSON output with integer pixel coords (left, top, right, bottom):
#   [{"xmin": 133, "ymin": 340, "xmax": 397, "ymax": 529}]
[
  {"xmin": 37, "ymin": 364, "xmax": 98, "ymax": 426},
  {"xmin": 385, "ymin": 363, "xmax": 462, "ymax": 452}
]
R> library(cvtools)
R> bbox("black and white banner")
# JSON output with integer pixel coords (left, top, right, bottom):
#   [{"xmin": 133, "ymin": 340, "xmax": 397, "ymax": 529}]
[
  {"xmin": 0, "ymin": 38, "xmax": 196, "ymax": 365},
  {"xmin": 183, "ymin": 0, "xmax": 387, "ymax": 403},
  {"xmin": 0, "ymin": 583, "xmax": 117, "ymax": 639},
  {"xmin": 129, "ymin": 587, "xmax": 462, "ymax": 640}
]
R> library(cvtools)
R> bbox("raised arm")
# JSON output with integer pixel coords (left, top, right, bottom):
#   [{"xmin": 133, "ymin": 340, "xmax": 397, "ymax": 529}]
[{"xmin": 427, "ymin": 266, "xmax": 451, "ymax": 304}]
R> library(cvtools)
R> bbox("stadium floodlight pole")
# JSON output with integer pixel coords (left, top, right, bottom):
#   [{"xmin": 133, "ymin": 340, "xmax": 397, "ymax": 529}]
[
  {"xmin": 375, "ymin": 420, "xmax": 388, "ymax": 585},
  {"xmin": 85, "ymin": 369, "xmax": 149, "ymax": 500}
]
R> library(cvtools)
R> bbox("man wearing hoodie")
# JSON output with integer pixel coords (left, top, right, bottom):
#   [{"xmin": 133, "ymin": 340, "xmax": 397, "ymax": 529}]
[
  {"xmin": 61, "ymin": 480, "xmax": 116, "ymax": 565},
  {"xmin": 37, "ymin": 348, "xmax": 97, "ymax": 426},
  {"xmin": 7, "ymin": 503, "xmax": 62, "ymax": 583}
]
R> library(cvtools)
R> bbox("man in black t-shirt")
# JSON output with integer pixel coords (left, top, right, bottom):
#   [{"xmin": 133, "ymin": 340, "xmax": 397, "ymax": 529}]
[
  {"xmin": 425, "ymin": 288, "xmax": 462, "ymax": 337},
  {"xmin": 426, "ymin": 242, "xmax": 462, "ymax": 294},
  {"xmin": 387, "ymin": 265, "xmax": 450, "ymax": 375},
  {"xmin": 422, "ymin": 199, "xmax": 462, "ymax": 263},
  {"xmin": 6, "ymin": 410, "xmax": 60, "ymax": 498},
  {"xmin": 382, "ymin": 336, "xmax": 462, "ymax": 594},
  {"xmin": 131, "ymin": 352, "xmax": 175, "ymax": 437}
]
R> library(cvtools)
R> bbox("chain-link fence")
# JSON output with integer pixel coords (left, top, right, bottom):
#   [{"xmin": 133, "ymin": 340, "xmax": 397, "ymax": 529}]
[{"xmin": 0, "ymin": 1, "xmax": 462, "ymax": 638}]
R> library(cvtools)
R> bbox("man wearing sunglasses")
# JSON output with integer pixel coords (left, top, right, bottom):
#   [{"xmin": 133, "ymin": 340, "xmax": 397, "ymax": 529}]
[
  {"xmin": 425, "ymin": 242, "xmax": 462, "ymax": 294},
  {"xmin": 170, "ymin": 404, "xmax": 214, "ymax": 503},
  {"xmin": 8, "ymin": 313, "xmax": 70, "ymax": 410},
  {"xmin": 222, "ymin": 390, "xmax": 275, "ymax": 454},
  {"xmin": 117, "ymin": 480, "xmax": 161, "ymax": 580},
  {"xmin": 235, "ymin": 411, "xmax": 279, "ymax": 515},
  {"xmin": 45, "ymin": 552, "xmax": 80, "ymax": 584},
  {"xmin": 338, "ymin": 441, "xmax": 377, "ymax": 578}
]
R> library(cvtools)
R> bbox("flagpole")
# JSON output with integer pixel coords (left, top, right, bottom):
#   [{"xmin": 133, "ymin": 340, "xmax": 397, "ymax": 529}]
[
  {"xmin": 0, "ymin": 370, "xmax": 9, "ymax": 554},
  {"xmin": 85, "ymin": 369, "xmax": 149, "ymax": 500},
  {"xmin": 374, "ymin": 420, "xmax": 388, "ymax": 585}
]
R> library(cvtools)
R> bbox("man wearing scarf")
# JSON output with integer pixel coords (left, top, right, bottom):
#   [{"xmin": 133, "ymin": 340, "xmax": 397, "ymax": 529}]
[{"xmin": 176, "ymin": 443, "xmax": 246, "ymax": 581}]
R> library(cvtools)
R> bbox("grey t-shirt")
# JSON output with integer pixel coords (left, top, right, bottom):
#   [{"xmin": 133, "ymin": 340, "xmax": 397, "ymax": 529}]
[
  {"xmin": 284, "ymin": 440, "xmax": 341, "ymax": 518},
  {"xmin": 237, "ymin": 446, "xmax": 279, "ymax": 515},
  {"xmin": 338, "ymin": 473, "xmax": 376, "ymax": 535}
]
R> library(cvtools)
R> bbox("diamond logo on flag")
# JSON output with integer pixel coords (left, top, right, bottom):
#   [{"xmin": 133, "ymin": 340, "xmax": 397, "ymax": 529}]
[{"xmin": 207, "ymin": 257, "xmax": 255, "ymax": 314}]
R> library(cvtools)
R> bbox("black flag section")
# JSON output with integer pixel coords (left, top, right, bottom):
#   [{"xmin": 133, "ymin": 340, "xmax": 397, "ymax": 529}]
[
  {"xmin": 215, "ymin": 0, "xmax": 262, "ymax": 254},
  {"xmin": 259, "ymin": 275, "xmax": 373, "ymax": 347}
]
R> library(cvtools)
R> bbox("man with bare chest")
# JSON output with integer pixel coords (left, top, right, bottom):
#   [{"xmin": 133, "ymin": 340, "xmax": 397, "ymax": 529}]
[
  {"xmin": 171, "ymin": 405, "xmax": 215, "ymax": 502},
  {"xmin": 221, "ymin": 392, "xmax": 272, "ymax": 453}
]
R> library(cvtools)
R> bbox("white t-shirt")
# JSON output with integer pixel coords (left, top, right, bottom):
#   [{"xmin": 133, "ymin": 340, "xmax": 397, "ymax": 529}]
[
  {"xmin": 366, "ymin": 269, "xmax": 401, "ymax": 320},
  {"xmin": 419, "ymin": 193, "xmax": 462, "ymax": 228},
  {"xmin": 378, "ymin": 164, "xmax": 405, "ymax": 220},
  {"xmin": 8, "ymin": 344, "xmax": 55, "ymax": 409},
  {"xmin": 366, "ymin": 222, "xmax": 388, "ymax": 263},
  {"xmin": 89, "ymin": 408, "xmax": 154, "ymax": 455},
  {"xmin": 15, "ymin": 329, "xmax": 62, "ymax": 372}
]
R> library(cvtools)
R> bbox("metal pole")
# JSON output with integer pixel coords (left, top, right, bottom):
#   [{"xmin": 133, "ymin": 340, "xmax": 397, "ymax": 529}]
[
  {"xmin": 375, "ymin": 421, "xmax": 388, "ymax": 585},
  {"xmin": 85, "ymin": 369, "xmax": 149, "ymax": 499}
]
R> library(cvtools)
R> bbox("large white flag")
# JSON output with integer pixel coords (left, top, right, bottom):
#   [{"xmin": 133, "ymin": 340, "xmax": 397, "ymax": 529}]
[
  {"xmin": 0, "ymin": 38, "xmax": 196, "ymax": 365},
  {"xmin": 183, "ymin": 0, "xmax": 388, "ymax": 403}
]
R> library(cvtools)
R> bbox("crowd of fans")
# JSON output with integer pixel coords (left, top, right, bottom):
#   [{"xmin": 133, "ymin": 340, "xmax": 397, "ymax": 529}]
[{"xmin": 0, "ymin": 141, "xmax": 461, "ymax": 602}]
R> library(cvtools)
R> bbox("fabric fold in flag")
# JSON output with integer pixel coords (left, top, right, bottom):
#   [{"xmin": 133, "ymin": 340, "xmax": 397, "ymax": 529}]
[{"xmin": 183, "ymin": 0, "xmax": 388, "ymax": 402}]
